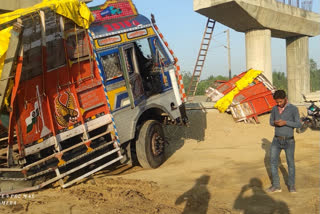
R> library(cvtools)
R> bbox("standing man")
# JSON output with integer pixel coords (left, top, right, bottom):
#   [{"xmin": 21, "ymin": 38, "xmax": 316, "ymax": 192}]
[{"xmin": 267, "ymin": 90, "xmax": 301, "ymax": 193}]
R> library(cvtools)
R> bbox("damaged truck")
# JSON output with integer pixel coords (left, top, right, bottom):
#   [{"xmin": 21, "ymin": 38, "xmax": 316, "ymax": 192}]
[{"xmin": 0, "ymin": 0, "xmax": 187, "ymax": 194}]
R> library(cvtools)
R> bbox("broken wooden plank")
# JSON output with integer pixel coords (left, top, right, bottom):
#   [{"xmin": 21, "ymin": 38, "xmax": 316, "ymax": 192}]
[{"xmin": 0, "ymin": 20, "xmax": 23, "ymax": 109}]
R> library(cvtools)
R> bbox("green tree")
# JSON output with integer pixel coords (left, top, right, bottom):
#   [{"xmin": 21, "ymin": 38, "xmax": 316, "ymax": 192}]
[
  {"xmin": 181, "ymin": 71, "xmax": 192, "ymax": 92},
  {"xmin": 195, "ymin": 79, "xmax": 212, "ymax": 95},
  {"xmin": 272, "ymin": 71, "xmax": 287, "ymax": 92},
  {"xmin": 195, "ymin": 75, "xmax": 229, "ymax": 95},
  {"xmin": 310, "ymin": 59, "xmax": 320, "ymax": 92},
  {"xmin": 181, "ymin": 71, "xmax": 229, "ymax": 96}
]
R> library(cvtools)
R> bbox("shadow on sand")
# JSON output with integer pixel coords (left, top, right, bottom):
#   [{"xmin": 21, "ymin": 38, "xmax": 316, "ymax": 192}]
[
  {"xmin": 175, "ymin": 175, "xmax": 210, "ymax": 214},
  {"xmin": 164, "ymin": 103, "xmax": 208, "ymax": 160},
  {"xmin": 84, "ymin": 103, "xmax": 208, "ymax": 178},
  {"xmin": 233, "ymin": 177, "xmax": 290, "ymax": 214}
]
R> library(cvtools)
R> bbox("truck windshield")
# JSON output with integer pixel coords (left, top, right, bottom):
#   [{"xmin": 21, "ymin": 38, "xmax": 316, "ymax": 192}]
[
  {"xmin": 153, "ymin": 39, "xmax": 168, "ymax": 64},
  {"xmin": 135, "ymin": 39, "xmax": 152, "ymax": 60},
  {"xmin": 133, "ymin": 38, "xmax": 154, "ymax": 76},
  {"xmin": 134, "ymin": 37, "xmax": 168, "ymax": 70}
]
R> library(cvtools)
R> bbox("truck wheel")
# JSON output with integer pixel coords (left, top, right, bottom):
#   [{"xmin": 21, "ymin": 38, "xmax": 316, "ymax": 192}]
[{"xmin": 136, "ymin": 120, "xmax": 165, "ymax": 168}]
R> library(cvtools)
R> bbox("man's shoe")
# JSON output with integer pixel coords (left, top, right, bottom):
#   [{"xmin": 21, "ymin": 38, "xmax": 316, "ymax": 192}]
[
  {"xmin": 289, "ymin": 186, "xmax": 297, "ymax": 193},
  {"xmin": 266, "ymin": 186, "xmax": 282, "ymax": 193}
]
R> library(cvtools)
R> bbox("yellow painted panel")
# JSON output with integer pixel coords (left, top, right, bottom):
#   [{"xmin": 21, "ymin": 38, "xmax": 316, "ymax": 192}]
[
  {"xmin": 95, "ymin": 34, "xmax": 126, "ymax": 49},
  {"xmin": 107, "ymin": 86, "xmax": 127, "ymax": 111},
  {"xmin": 95, "ymin": 27, "xmax": 155, "ymax": 49},
  {"xmin": 124, "ymin": 27, "xmax": 155, "ymax": 41}
]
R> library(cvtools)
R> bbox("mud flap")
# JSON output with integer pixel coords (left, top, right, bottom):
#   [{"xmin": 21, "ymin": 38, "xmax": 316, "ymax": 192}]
[{"xmin": 179, "ymin": 103, "xmax": 188, "ymax": 125}]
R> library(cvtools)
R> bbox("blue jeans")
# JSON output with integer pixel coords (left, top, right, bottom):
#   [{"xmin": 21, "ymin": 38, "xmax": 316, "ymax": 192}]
[{"xmin": 270, "ymin": 137, "xmax": 295, "ymax": 188}]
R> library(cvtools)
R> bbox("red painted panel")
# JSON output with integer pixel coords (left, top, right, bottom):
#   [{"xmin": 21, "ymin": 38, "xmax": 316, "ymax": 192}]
[
  {"xmin": 15, "ymin": 57, "xmax": 110, "ymax": 146},
  {"xmin": 15, "ymin": 77, "xmax": 54, "ymax": 145},
  {"xmin": 91, "ymin": 1, "xmax": 137, "ymax": 22},
  {"xmin": 234, "ymin": 82, "xmax": 270, "ymax": 103},
  {"xmin": 216, "ymin": 72, "xmax": 247, "ymax": 95},
  {"xmin": 240, "ymin": 91, "xmax": 276, "ymax": 121}
]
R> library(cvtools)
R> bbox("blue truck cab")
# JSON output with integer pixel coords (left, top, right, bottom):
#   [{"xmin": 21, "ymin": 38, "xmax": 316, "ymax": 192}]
[{"xmin": 89, "ymin": 0, "xmax": 188, "ymax": 168}]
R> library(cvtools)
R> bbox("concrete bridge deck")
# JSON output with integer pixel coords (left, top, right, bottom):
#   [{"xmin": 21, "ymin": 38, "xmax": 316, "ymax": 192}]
[
  {"xmin": 194, "ymin": 0, "xmax": 320, "ymax": 38},
  {"xmin": 193, "ymin": 0, "xmax": 320, "ymax": 103}
]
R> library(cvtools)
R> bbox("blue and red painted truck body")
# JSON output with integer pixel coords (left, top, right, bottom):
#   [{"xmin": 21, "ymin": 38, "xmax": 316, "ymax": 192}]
[{"xmin": 0, "ymin": 0, "xmax": 187, "ymax": 194}]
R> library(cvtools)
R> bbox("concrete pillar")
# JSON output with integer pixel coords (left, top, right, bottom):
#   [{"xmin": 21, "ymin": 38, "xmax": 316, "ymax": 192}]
[
  {"xmin": 245, "ymin": 29, "xmax": 272, "ymax": 83},
  {"xmin": 286, "ymin": 36, "xmax": 310, "ymax": 104}
]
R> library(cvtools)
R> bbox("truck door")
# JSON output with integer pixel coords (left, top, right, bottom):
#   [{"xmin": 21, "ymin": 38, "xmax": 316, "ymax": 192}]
[
  {"xmin": 119, "ymin": 44, "xmax": 145, "ymax": 107},
  {"xmin": 98, "ymin": 45, "xmax": 144, "ymax": 111}
]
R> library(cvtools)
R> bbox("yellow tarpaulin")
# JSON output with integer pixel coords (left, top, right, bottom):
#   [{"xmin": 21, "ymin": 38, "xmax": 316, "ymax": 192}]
[
  {"xmin": 0, "ymin": 0, "xmax": 94, "ymax": 109},
  {"xmin": 214, "ymin": 69, "xmax": 262, "ymax": 113},
  {"xmin": 0, "ymin": 0, "xmax": 94, "ymax": 73},
  {"xmin": 0, "ymin": 0, "xmax": 94, "ymax": 28},
  {"xmin": 0, "ymin": 27, "xmax": 13, "ymax": 109},
  {"xmin": 0, "ymin": 27, "xmax": 12, "ymax": 76}
]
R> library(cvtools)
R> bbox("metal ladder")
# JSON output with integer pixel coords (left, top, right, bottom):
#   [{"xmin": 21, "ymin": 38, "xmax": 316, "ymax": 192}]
[{"xmin": 187, "ymin": 18, "xmax": 216, "ymax": 100}]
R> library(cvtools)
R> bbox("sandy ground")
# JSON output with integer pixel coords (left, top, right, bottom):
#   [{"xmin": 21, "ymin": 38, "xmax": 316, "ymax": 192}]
[{"xmin": 0, "ymin": 106, "xmax": 319, "ymax": 214}]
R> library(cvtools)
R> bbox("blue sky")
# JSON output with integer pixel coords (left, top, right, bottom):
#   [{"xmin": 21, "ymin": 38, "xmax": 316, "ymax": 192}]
[{"xmin": 88, "ymin": 0, "xmax": 320, "ymax": 79}]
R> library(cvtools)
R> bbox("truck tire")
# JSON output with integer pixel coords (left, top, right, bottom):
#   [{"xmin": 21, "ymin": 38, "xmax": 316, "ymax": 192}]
[{"xmin": 136, "ymin": 120, "xmax": 165, "ymax": 168}]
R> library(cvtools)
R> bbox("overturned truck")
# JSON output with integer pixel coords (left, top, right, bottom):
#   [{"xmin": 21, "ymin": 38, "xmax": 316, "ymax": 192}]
[
  {"xmin": 0, "ymin": 0, "xmax": 187, "ymax": 194},
  {"xmin": 206, "ymin": 69, "xmax": 276, "ymax": 123}
]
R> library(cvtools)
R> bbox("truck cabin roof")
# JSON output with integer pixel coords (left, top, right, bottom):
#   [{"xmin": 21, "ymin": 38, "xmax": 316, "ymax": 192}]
[
  {"xmin": 89, "ymin": 14, "xmax": 152, "ymax": 39},
  {"xmin": 88, "ymin": 0, "xmax": 153, "ymax": 39}
]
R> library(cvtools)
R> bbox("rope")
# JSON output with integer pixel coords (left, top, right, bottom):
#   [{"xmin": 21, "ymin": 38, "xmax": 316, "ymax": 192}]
[{"xmin": 75, "ymin": 24, "xmax": 82, "ymax": 83}]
